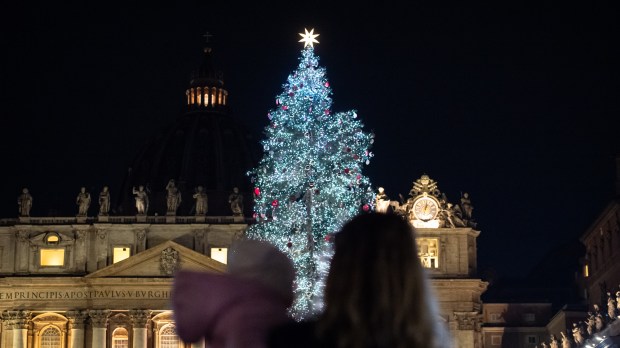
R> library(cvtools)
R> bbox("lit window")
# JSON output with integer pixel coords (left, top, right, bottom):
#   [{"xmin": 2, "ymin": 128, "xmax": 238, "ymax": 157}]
[
  {"xmin": 491, "ymin": 335, "xmax": 502, "ymax": 346},
  {"xmin": 196, "ymin": 87, "xmax": 202, "ymax": 106},
  {"xmin": 211, "ymin": 87, "xmax": 216, "ymax": 106},
  {"xmin": 417, "ymin": 238, "xmax": 439, "ymax": 268},
  {"xmin": 160, "ymin": 325, "xmax": 180, "ymax": 348},
  {"xmin": 113, "ymin": 247, "xmax": 131, "ymax": 264},
  {"xmin": 40, "ymin": 327, "xmax": 61, "ymax": 348},
  {"xmin": 583, "ymin": 264, "xmax": 589, "ymax": 277},
  {"xmin": 112, "ymin": 328, "xmax": 129, "ymax": 348},
  {"xmin": 211, "ymin": 247, "xmax": 228, "ymax": 264},
  {"xmin": 41, "ymin": 249, "xmax": 65, "ymax": 267},
  {"xmin": 46, "ymin": 234, "xmax": 60, "ymax": 244}
]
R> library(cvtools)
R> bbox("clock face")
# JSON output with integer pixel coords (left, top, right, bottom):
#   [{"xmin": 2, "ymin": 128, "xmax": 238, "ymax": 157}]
[{"xmin": 412, "ymin": 197, "xmax": 439, "ymax": 221}]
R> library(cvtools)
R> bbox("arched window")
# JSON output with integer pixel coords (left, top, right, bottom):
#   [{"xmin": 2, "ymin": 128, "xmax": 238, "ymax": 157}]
[
  {"xmin": 40, "ymin": 327, "xmax": 61, "ymax": 348},
  {"xmin": 112, "ymin": 327, "xmax": 129, "ymax": 348},
  {"xmin": 160, "ymin": 325, "xmax": 180, "ymax": 348}
]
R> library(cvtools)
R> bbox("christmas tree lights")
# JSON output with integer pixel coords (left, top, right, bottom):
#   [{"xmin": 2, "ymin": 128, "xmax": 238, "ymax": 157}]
[{"xmin": 247, "ymin": 29, "xmax": 375, "ymax": 319}]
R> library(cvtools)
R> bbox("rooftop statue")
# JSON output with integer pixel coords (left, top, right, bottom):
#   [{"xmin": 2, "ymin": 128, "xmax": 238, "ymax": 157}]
[
  {"xmin": 76, "ymin": 187, "xmax": 91, "ymax": 216},
  {"xmin": 98, "ymin": 186, "xmax": 110, "ymax": 216},
  {"xmin": 165, "ymin": 179, "xmax": 182, "ymax": 215},
  {"xmin": 132, "ymin": 185, "xmax": 149, "ymax": 215},
  {"xmin": 193, "ymin": 186, "xmax": 208, "ymax": 216},
  {"xmin": 375, "ymin": 187, "xmax": 390, "ymax": 213},
  {"xmin": 228, "ymin": 187, "xmax": 243, "ymax": 216},
  {"xmin": 17, "ymin": 188, "xmax": 33, "ymax": 217}
]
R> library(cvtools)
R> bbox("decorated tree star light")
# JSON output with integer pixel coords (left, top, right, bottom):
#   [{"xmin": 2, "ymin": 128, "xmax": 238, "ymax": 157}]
[{"xmin": 247, "ymin": 29, "xmax": 375, "ymax": 319}]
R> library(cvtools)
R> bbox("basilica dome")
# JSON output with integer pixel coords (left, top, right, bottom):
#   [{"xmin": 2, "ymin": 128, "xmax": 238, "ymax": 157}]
[{"xmin": 116, "ymin": 44, "xmax": 259, "ymax": 216}]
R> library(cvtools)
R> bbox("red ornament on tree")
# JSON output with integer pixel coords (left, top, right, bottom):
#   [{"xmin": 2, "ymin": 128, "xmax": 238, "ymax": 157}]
[
  {"xmin": 324, "ymin": 81, "xmax": 330, "ymax": 87},
  {"xmin": 253, "ymin": 187, "xmax": 261, "ymax": 196},
  {"xmin": 282, "ymin": 105, "xmax": 288, "ymax": 110},
  {"xmin": 287, "ymin": 241, "xmax": 293, "ymax": 248},
  {"xmin": 353, "ymin": 154, "xmax": 359, "ymax": 160},
  {"xmin": 344, "ymin": 168, "xmax": 350, "ymax": 174},
  {"xmin": 288, "ymin": 92, "xmax": 294, "ymax": 97},
  {"xmin": 271, "ymin": 199, "xmax": 279, "ymax": 207},
  {"xmin": 362, "ymin": 204, "xmax": 370, "ymax": 212},
  {"xmin": 324, "ymin": 109, "xmax": 330, "ymax": 115}
]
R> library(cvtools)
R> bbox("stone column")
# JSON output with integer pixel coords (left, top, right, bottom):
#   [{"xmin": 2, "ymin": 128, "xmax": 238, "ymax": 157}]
[
  {"xmin": 95, "ymin": 229, "xmax": 108, "ymax": 269},
  {"xmin": 66, "ymin": 310, "xmax": 88, "ymax": 348},
  {"xmin": 129, "ymin": 309, "xmax": 150, "ymax": 348},
  {"xmin": 193, "ymin": 229, "xmax": 206, "ymax": 254},
  {"xmin": 9, "ymin": 310, "xmax": 31, "ymax": 348},
  {"xmin": 74, "ymin": 230, "xmax": 88, "ymax": 273},
  {"xmin": 89, "ymin": 310, "xmax": 109, "ymax": 348},
  {"xmin": 1, "ymin": 311, "xmax": 11, "ymax": 348},
  {"xmin": 135, "ymin": 228, "xmax": 147, "ymax": 253},
  {"xmin": 15, "ymin": 230, "xmax": 30, "ymax": 273}
]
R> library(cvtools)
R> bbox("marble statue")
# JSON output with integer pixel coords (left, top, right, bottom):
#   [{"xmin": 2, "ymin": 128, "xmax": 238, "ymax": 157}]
[
  {"xmin": 586, "ymin": 312, "xmax": 596, "ymax": 336},
  {"xmin": 560, "ymin": 332, "xmax": 572, "ymax": 348},
  {"xmin": 192, "ymin": 186, "xmax": 208, "ymax": 216},
  {"xmin": 165, "ymin": 179, "xmax": 182, "ymax": 214},
  {"xmin": 132, "ymin": 185, "xmax": 149, "ymax": 215},
  {"xmin": 98, "ymin": 186, "xmax": 110, "ymax": 216},
  {"xmin": 375, "ymin": 187, "xmax": 390, "ymax": 213},
  {"xmin": 76, "ymin": 187, "xmax": 91, "ymax": 216},
  {"xmin": 608, "ymin": 291, "xmax": 617, "ymax": 320},
  {"xmin": 595, "ymin": 313, "xmax": 604, "ymax": 332},
  {"xmin": 549, "ymin": 334, "xmax": 558, "ymax": 348},
  {"xmin": 17, "ymin": 188, "xmax": 33, "ymax": 217},
  {"xmin": 571, "ymin": 323, "xmax": 585, "ymax": 346},
  {"xmin": 228, "ymin": 187, "xmax": 243, "ymax": 216},
  {"xmin": 460, "ymin": 192, "xmax": 473, "ymax": 219}
]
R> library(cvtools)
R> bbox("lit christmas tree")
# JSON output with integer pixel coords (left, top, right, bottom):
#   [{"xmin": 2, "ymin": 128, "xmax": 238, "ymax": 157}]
[{"xmin": 247, "ymin": 29, "xmax": 375, "ymax": 319}]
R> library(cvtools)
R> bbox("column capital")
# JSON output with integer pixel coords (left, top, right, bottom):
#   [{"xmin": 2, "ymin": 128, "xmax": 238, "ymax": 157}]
[
  {"xmin": 66, "ymin": 310, "xmax": 89, "ymax": 330},
  {"xmin": 128, "ymin": 309, "xmax": 151, "ymax": 328},
  {"xmin": 88, "ymin": 310, "xmax": 110, "ymax": 328},
  {"xmin": 453, "ymin": 311, "xmax": 481, "ymax": 331},
  {"xmin": 4, "ymin": 310, "xmax": 32, "ymax": 329}
]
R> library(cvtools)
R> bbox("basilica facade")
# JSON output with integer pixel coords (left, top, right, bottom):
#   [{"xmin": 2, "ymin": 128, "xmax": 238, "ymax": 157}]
[
  {"xmin": 0, "ymin": 174, "xmax": 487, "ymax": 348},
  {"xmin": 0, "ymin": 42, "xmax": 488, "ymax": 348}
]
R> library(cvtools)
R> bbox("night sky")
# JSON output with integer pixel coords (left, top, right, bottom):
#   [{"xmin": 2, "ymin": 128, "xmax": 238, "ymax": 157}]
[{"xmin": 2, "ymin": 2, "xmax": 619, "ymax": 282}]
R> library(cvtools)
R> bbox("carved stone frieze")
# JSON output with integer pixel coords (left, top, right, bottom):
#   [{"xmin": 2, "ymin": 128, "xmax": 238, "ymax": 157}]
[{"xmin": 160, "ymin": 247, "xmax": 179, "ymax": 275}]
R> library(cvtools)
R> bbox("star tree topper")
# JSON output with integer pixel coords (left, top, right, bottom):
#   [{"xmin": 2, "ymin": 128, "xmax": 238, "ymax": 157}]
[{"xmin": 299, "ymin": 28, "xmax": 320, "ymax": 48}]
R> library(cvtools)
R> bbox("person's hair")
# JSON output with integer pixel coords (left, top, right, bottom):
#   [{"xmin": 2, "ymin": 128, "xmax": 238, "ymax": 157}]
[{"xmin": 317, "ymin": 212, "xmax": 443, "ymax": 348}]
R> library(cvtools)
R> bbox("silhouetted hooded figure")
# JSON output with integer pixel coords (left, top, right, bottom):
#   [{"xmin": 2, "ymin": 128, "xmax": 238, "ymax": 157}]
[{"xmin": 172, "ymin": 240, "xmax": 295, "ymax": 348}]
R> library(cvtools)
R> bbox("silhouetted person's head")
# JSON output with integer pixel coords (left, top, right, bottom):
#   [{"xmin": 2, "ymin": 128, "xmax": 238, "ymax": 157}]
[{"xmin": 320, "ymin": 212, "xmax": 446, "ymax": 348}]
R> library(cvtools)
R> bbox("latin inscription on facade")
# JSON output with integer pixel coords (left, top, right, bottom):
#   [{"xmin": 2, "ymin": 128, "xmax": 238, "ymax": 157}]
[{"xmin": 0, "ymin": 290, "xmax": 170, "ymax": 300}]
